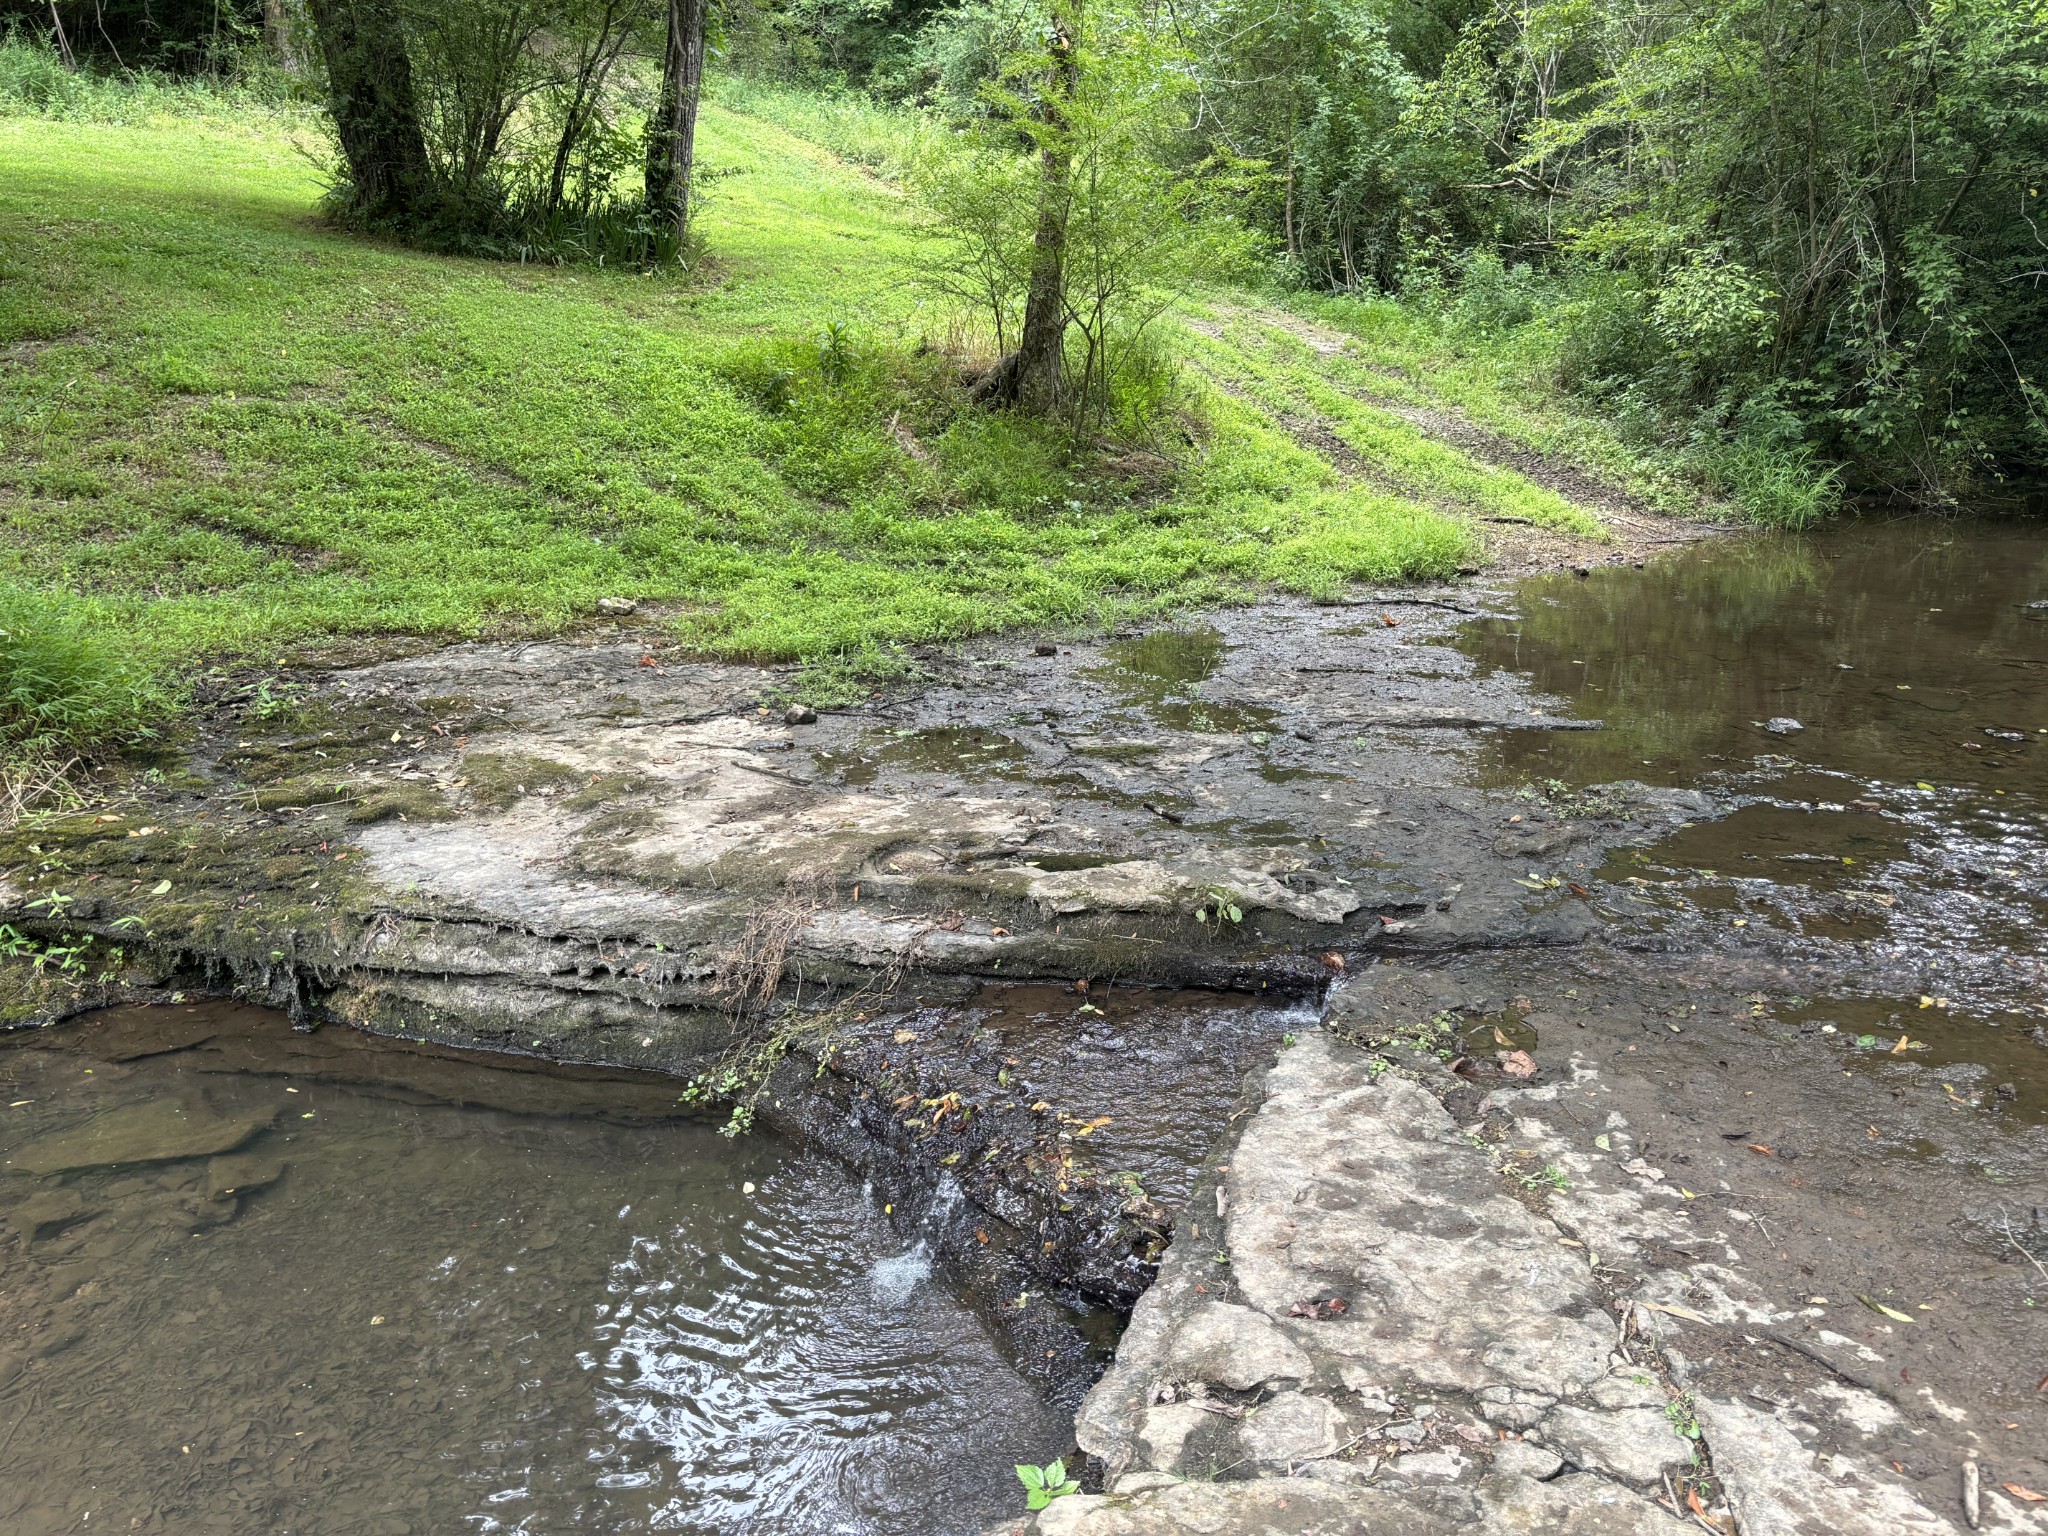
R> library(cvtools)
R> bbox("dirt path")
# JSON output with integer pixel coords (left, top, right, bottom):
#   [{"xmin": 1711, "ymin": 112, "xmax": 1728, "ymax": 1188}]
[{"xmin": 1184, "ymin": 302, "xmax": 1723, "ymax": 575}]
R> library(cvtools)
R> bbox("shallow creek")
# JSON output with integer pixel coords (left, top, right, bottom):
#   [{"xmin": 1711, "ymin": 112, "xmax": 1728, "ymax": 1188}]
[
  {"xmin": 1453, "ymin": 516, "xmax": 2048, "ymax": 1067},
  {"xmin": 3, "ymin": 518, "xmax": 2046, "ymax": 1533},
  {"xmin": 0, "ymin": 1004, "xmax": 1074, "ymax": 1536}
]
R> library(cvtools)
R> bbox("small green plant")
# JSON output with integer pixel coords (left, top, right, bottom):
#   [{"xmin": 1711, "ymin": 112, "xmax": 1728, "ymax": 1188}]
[
  {"xmin": 1193, "ymin": 884, "xmax": 1244, "ymax": 934},
  {"xmin": 1015, "ymin": 1459, "xmax": 1080, "ymax": 1511},
  {"xmin": 1665, "ymin": 1393, "xmax": 1702, "ymax": 1442},
  {"xmin": 817, "ymin": 321, "xmax": 855, "ymax": 387},
  {"xmin": 250, "ymin": 678, "xmax": 307, "ymax": 721},
  {"xmin": 0, "ymin": 923, "xmax": 90, "ymax": 976}
]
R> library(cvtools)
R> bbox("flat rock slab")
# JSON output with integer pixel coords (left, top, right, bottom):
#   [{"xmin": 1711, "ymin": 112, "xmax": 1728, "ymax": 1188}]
[
  {"xmin": 999, "ymin": 1027, "xmax": 2016, "ymax": 1536},
  {"xmin": 6, "ymin": 1095, "xmax": 274, "ymax": 1175}
]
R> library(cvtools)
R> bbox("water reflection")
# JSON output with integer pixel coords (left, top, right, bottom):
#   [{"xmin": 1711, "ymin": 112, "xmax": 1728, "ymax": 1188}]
[
  {"xmin": 0, "ymin": 1004, "xmax": 1067, "ymax": 1536},
  {"xmin": 1451, "ymin": 520, "xmax": 2048, "ymax": 795},
  {"xmin": 1452, "ymin": 516, "xmax": 2048, "ymax": 1017}
]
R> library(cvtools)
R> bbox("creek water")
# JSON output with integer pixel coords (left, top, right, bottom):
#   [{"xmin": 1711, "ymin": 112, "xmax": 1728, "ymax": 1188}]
[
  {"xmin": 4, "ymin": 517, "xmax": 2045, "ymax": 1536},
  {"xmin": 0, "ymin": 1004, "xmax": 1070, "ymax": 1536},
  {"xmin": 1451, "ymin": 515, "xmax": 2048, "ymax": 1096}
]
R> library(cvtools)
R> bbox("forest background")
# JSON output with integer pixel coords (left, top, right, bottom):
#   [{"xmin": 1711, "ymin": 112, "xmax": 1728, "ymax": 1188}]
[{"xmin": 1, "ymin": 0, "xmax": 2044, "ymax": 783}]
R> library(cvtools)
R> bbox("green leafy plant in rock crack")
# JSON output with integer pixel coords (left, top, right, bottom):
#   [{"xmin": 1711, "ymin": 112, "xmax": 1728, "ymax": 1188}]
[
  {"xmin": 1015, "ymin": 1459, "xmax": 1080, "ymax": 1510},
  {"xmin": 1192, "ymin": 883, "xmax": 1244, "ymax": 935}
]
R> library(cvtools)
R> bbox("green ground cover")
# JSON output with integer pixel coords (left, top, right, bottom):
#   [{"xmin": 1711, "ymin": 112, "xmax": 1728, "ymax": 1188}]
[{"xmin": 0, "ymin": 81, "xmax": 1673, "ymax": 761}]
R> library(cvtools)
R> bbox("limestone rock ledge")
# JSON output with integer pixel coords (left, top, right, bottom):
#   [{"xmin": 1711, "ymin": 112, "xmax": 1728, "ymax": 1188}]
[{"xmin": 990, "ymin": 1030, "xmax": 2000, "ymax": 1536}]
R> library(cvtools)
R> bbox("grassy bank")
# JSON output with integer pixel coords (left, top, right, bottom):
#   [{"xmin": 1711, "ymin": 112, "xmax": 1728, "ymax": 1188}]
[{"xmin": 0, "ymin": 77, "xmax": 1678, "ymax": 768}]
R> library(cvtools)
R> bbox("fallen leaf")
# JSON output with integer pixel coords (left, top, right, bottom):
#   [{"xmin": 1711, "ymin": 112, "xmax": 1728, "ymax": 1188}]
[
  {"xmin": 2003, "ymin": 1484, "xmax": 2046, "ymax": 1503},
  {"xmin": 1748, "ymin": 1144, "xmax": 1774, "ymax": 1154},
  {"xmin": 892, "ymin": 1029, "xmax": 918, "ymax": 1044},
  {"xmin": 1891, "ymin": 1034, "xmax": 1916, "ymax": 1053},
  {"xmin": 1857, "ymin": 1294, "xmax": 1915, "ymax": 1324},
  {"xmin": 1642, "ymin": 1301, "xmax": 1714, "ymax": 1325},
  {"xmin": 1320, "ymin": 951, "xmax": 1345, "ymax": 970},
  {"xmin": 1687, "ymin": 1489, "xmax": 1707, "ymax": 1516},
  {"xmin": 1498, "ymin": 1049, "xmax": 1537, "ymax": 1078},
  {"xmin": 638, "ymin": 654, "xmax": 657, "ymax": 668},
  {"xmin": 991, "ymin": 926, "xmax": 1009, "ymax": 937},
  {"xmin": 150, "ymin": 878, "xmax": 172, "ymax": 895}
]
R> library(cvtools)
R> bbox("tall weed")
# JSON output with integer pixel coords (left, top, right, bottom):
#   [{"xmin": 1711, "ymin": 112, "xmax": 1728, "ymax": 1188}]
[{"xmin": 0, "ymin": 585, "xmax": 167, "ymax": 762}]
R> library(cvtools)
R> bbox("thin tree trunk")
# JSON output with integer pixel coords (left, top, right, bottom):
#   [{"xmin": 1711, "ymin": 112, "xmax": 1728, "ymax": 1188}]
[
  {"xmin": 644, "ymin": 0, "xmax": 708, "ymax": 247},
  {"xmin": 1002, "ymin": 0, "xmax": 1081, "ymax": 414},
  {"xmin": 306, "ymin": 0, "xmax": 432, "ymax": 222},
  {"xmin": 48, "ymin": 2, "xmax": 77, "ymax": 69},
  {"xmin": 548, "ymin": 0, "xmax": 632, "ymax": 214},
  {"xmin": 263, "ymin": 0, "xmax": 302, "ymax": 71}
]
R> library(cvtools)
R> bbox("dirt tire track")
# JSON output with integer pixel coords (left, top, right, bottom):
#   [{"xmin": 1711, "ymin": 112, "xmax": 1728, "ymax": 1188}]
[{"xmin": 1185, "ymin": 306, "xmax": 1722, "ymax": 573}]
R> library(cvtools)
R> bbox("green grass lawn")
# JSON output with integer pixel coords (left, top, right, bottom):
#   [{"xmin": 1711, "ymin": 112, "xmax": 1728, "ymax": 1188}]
[{"xmin": 0, "ymin": 89, "xmax": 1645, "ymax": 751}]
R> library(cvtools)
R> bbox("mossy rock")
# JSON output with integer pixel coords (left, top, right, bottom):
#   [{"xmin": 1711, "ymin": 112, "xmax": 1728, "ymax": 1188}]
[
  {"xmin": 346, "ymin": 783, "xmax": 459, "ymax": 824},
  {"xmin": 245, "ymin": 774, "xmax": 360, "ymax": 812},
  {"xmin": 461, "ymin": 752, "xmax": 591, "ymax": 812}
]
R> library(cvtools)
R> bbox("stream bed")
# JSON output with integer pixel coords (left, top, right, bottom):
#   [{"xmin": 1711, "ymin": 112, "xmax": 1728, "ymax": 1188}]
[
  {"xmin": 2, "ymin": 516, "xmax": 2045, "ymax": 1532},
  {"xmin": 0, "ymin": 1004, "xmax": 1072, "ymax": 1536}
]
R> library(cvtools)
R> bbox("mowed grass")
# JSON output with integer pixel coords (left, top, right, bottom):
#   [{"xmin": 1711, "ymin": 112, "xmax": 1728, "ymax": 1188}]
[{"xmin": 0, "ymin": 98, "xmax": 1483, "ymax": 708}]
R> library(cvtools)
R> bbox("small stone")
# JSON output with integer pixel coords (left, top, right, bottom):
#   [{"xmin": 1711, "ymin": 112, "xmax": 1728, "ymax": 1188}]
[
  {"xmin": 1390, "ymin": 1447, "xmax": 1468, "ymax": 1481},
  {"xmin": 1491, "ymin": 1439, "xmax": 1565, "ymax": 1481},
  {"xmin": 1763, "ymin": 716, "xmax": 1804, "ymax": 734},
  {"xmin": 596, "ymin": 597, "xmax": 636, "ymax": 616},
  {"xmin": 1533, "ymin": 1403, "xmax": 1690, "ymax": 1487},
  {"xmin": 1034, "ymin": 642, "xmax": 1058, "ymax": 656},
  {"xmin": 206, "ymin": 1152, "xmax": 285, "ymax": 1202},
  {"xmin": 783, "ymin": 704, "xmax": 817, "ymax": 725},
  {"xmin": 1240, "ymin": 1390, "xmax": 1347, "ymax": 1465},
  {"xmin": 8, "ymin": 1189, "xmax": 93, "ymax": 1246}
]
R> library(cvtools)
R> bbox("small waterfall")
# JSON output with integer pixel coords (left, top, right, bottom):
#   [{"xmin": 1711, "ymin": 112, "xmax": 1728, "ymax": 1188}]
[{"xmin": 868, "ymin": 1173, "xmax": 964, "ymax": 1301}]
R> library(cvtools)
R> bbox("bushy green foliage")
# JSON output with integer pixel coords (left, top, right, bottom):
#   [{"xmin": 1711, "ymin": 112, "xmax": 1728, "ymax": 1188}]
[
  {"xmin": 743, "ymin": 0, "xmax": 2048, "ymax": 508},
  {"xmin": 0, "ymin": 28, "xmax": 313, "ymax": 124},
  {"xmin": 911, "ymin": 0, "xmax": 1262, "ymax": 431},
  {"xmin": 0, "ymin": 586, "xmax": 166, "ymax": 759},
  {"xmin": 1483, "ymin": 0, "xmax": 2048, "ymax": 500}
]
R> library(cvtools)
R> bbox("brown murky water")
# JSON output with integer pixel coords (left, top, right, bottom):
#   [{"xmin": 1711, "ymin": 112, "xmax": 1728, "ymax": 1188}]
[
  {"xmin": 0, "ymin": 1005, "xmax": 1069, "ymax": 1536},
  {"xmin": 1452, "ymin": 516, "xmax": 2048, "ymax": 1048}
]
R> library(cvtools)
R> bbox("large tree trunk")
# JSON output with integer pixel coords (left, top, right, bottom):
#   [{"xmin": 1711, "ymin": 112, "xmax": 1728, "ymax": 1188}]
[
  {"xmin": 306, "ymin": 0, "xmax": 432, "ymax": 222},
  {"xmin": 644, "ymin": 0, "xmax": 708, "ymax": 247},
  {"xmin": 986, "ymin": 0, "xmax": 1080, "ymax": 414}
]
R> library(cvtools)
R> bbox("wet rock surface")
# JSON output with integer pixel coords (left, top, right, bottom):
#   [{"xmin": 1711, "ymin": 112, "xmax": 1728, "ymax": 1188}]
[
  {"xmin": 4, "ymin": 519, "xmax": 2047, "ymax": 1533},
  {"xmin": 998, "ymin": 1005, "xmax": 2042, "ymax": 1535}
]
